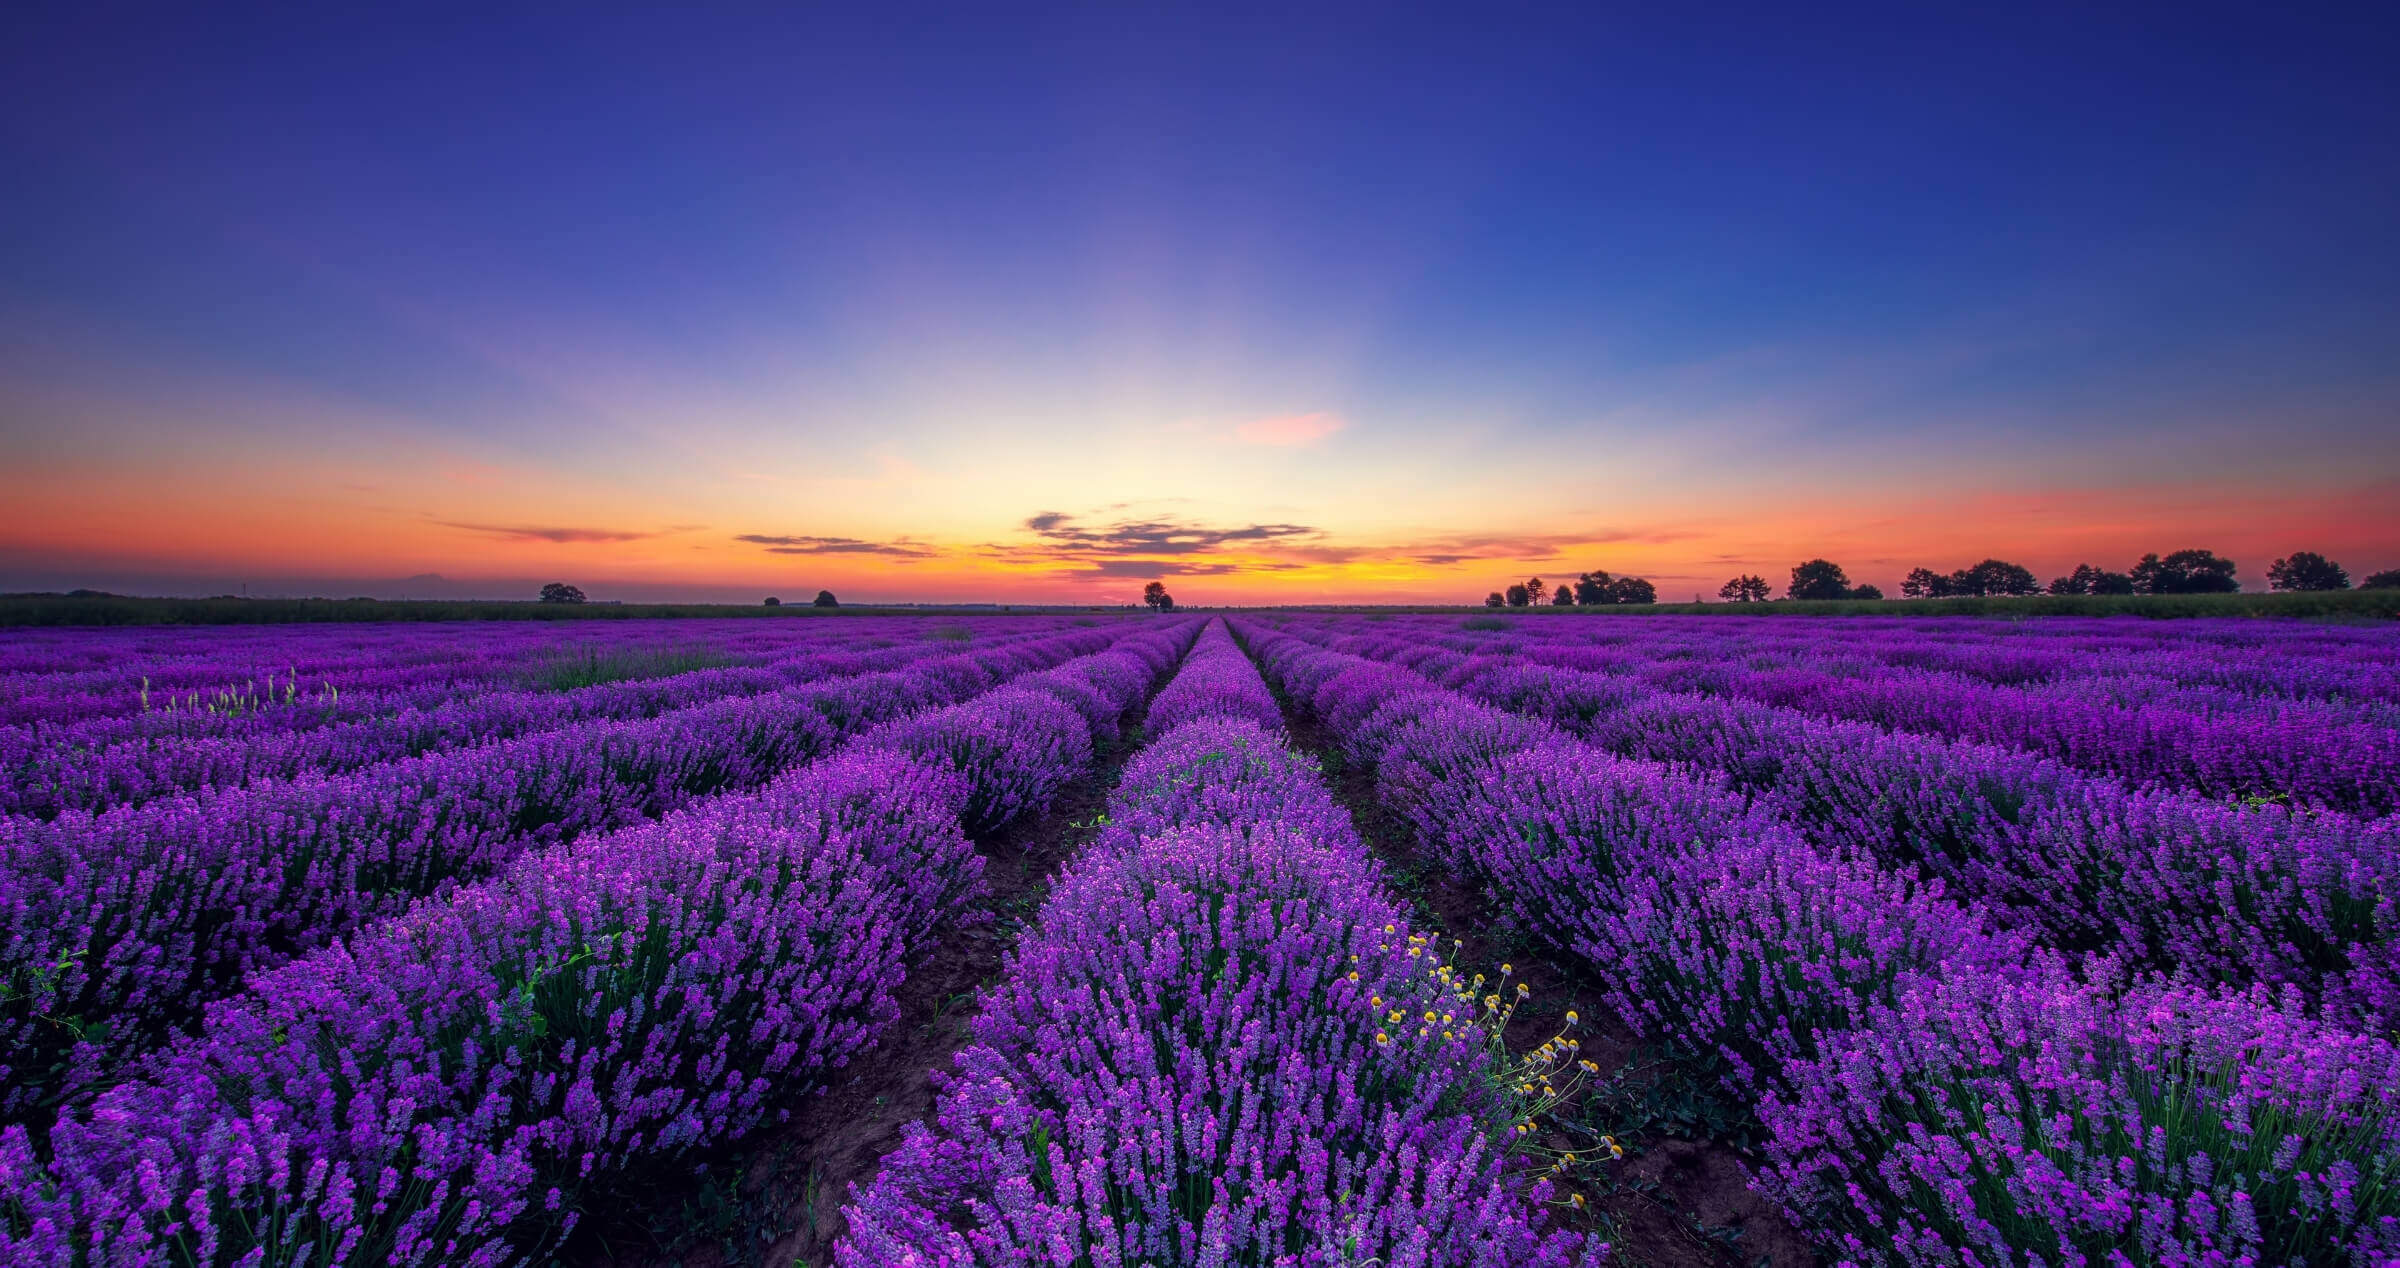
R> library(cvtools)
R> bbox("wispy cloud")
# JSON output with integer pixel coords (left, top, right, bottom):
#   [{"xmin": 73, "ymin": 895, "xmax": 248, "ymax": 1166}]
[
  {"xmin": 1020, "ymin": 512, "xmax": 1323, "ymax": 556},
  {"xmin": 1078, "ymin": 559, "xmax": 1251, "ymax": 577},
  {"xmin": 437, "ymin": 521, "xmax": 657, "ymax": 543},
  {"xmin": 1233, "ymin": 411, "xmax": 1346, "ymax": 447},
  {"xmin": 994, "ymin": 509, "xmax": 1702, "ymax": 580},
  {"xmin": 735, "ymin": 533, "xmax": 934, "ymax": 558}
]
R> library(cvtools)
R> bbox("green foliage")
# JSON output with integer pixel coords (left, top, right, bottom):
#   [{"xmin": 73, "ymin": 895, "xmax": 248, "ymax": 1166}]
[
  {"xmin": 1461, "ymin": 614, "xmax": 1512, "ymax": 631},
  {"xmin": 2365, "ymin": 569, "xmax": 2400, "ymax": 591}
]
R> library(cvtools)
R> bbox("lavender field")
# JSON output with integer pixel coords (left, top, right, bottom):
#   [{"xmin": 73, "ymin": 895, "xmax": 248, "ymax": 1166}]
[{"xmin": 2, "ymin": 612, "xmax": 2396, "ymax": 1266}]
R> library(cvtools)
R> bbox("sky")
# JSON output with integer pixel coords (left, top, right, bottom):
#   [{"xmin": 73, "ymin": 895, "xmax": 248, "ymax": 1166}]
[{"xmin": 3, "ymin": 3, "xmax": 2396, "ymax": 604}]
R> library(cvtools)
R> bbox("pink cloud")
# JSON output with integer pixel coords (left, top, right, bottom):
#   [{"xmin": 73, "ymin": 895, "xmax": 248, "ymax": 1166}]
[{"xmin": 1233, "ymin": 412, "xmax": 1346, "ymax": 447}]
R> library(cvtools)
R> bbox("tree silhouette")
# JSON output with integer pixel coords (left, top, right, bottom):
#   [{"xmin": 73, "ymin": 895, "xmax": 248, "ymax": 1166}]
[
  {"xmin": 1485, "ymin": 591, "xmax": 1507, "ymax": 608},
  {"xmin": 2131, "ymin": 550, "xmax": 2239, "ymax": 594},
  {"xmin": 2361, "ymin": 569, "xmax": 2400, "ymax": 591},
  {"xmin": 1609, "ymin": 576, "xmax": 1657, "ymax": 605},
  {"xmin": 763, "ymin": 596, "xmax": 781, "ymax": 606},
  {"xmin": 1902, "ymin": 567, "xmax": 1950, "ymax": 599},
  {"xmin": 1849, "ymin": 583, "xmax": 1884, "ymax": 600},
  {"xmin": 538, "ymin": 582, "xmax": 586, "ymax": 604},
  {"xmin": 1551, "ymin": 585, "xmax": 1574, "ymax": 606},
  {"xmin": 1944, "ymin": 559, "xmax": 2039, "ymax": 596},
  {"xmin": 812, "ymin": 590, "xmax": 839, "ymax": 608},
  {"xmin": 1787, "ymin": 559, "xmax": 1850, "ymax": 601},
  {"xmin": 1506, "ymin": 583, "xmax": 1532, "ymax": 607},
  {"xmin": 1718, "ymin": 575, "xmax": 1769, "ymax": 603},
  {"xmin": 1573, "ymin": 571, "xmax": 1614, "ymax": 605},
  {"xmin": 1525, "ymin": 577, "xmax": 1548, "ymax": 606},
  {"xmin": 1142, "ymin": 581, "xmax": 1176, "ymax": 611},
  {"xmin": 2267, "ymin": 552, "xmax": 2349, "ymax": 591}
]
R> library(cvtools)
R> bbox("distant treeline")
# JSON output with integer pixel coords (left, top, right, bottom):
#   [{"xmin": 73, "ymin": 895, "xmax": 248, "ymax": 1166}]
[
  {"xmin": 0, "ymin": 593, "xmax": 1127, "ymax": 627},
  {"xmin": 1486, "ymin": 549, "xmax": 2398, "ymax": 610}
]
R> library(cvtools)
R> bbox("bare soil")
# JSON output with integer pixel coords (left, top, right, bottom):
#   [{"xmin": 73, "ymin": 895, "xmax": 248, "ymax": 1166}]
[{"xmin": 570, "ymin": 693, "xmax": 1162, "ymax": 1268}]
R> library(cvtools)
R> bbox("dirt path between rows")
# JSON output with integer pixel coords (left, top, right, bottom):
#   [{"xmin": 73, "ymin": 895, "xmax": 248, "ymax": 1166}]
[
  {"xmin": 573, "ymin": 683, "xmax": 1169, "ymax": 1268},
  {"xmin": 1255, "ymin": 642, "xmax": 1815, "ymax": 1268}
]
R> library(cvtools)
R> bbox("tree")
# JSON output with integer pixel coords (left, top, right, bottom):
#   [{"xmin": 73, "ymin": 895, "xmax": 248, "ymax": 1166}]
[
  {"xmin": 1505, "ymin": 583, "xmax": 1532, "ymax": 607},
  {"xmin": 1787, "ymin": 559, "xmax": 1850, "ymax": 601},
  {"xmin": 1718, "ymin": 575, "xmax": 1769, "ymax": 603},
  {"xmin": 1573, "ymin": 570, "xmax": 1614, "ymax": 605},
  {"xmin": 1609, "ymin": 576, "xmax": 1657, "ymax": 605},
  {"xmin": 1902, "ymin": 567, "xmax": 1951, "ymax": 599},
  {"xmin": 2047, "ymin": 565, "xmax": 2096, "ymax": 595},
  {"xmin": 2267, "ymin": 552, "xmax": 2349, "ymax": 592},
  {"xmin": 813, "ymin": 590, "xmax": 839, "ymax": 608},
  {"xmin": 1550, "ymin": 585, "xmax": 1574, "ymax": 606},
  {"xmin": 2088, "ymin": 570, "xmax": 2135, "ymax": 595},
  {"xmin": 1525, "ymin": 577, "xmax": 1548, "ymax": 606},
  {"xmin": 763, "ymin": 596, "xmax": 781, "ymax": 606},
  {"xmin": 1485, "ymin": 591, "xmax": 1507, "ymax": 608},
  {"xmin": 1947, "ymin": 559, "xmax": 2039, "ymax": 597},
  {"xmin": 1142, "ymin": 581, "xmax": 1176, "ymax": 612},
  {"xmin": 2362, "ymin": 569, "xmax": 2400, "ymax": 591},
  {"xmin": 2131, "ymin": 549, "xmax": 2239, "ymax": 594},
  {"xmin": 1849, "ymin": 583, "xmax": 1883, "ymax": 600},
  {"xmin": 538, "ymin": 582, "xmax": 586, "ymax": 605}
]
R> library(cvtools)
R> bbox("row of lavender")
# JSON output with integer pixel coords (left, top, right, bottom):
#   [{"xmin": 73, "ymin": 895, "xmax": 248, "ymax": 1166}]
[
  {"xmin": 840, "ymin": 620, "xmax": 1598, "ymax": 1264},
  {"xmin": 0, "ymin": 612, "xmax": 904, "ymax": 684},
  {"xmin": 1358, "ymin": 615, "xmax": 2400, "ymax": 813},
  {"xmin": 1532, "ymin": 622, "xmax": 2400, "ymax": 741},
  {"xmin": 1237, "ymin": 619, "xmax": 2399, "ymax": 1264},
  {"xmin": 0, "ymin": 622, "xmax": 1131, "ymax": 1122},
  {"xmin": 1, "ymin": 620, "xmax": 1086, "ymax": 815},
  {"xmin": 1265, "ymin": 615, "xmax": 2400, "ymax": 1029},
  {"xmin": 0, "ymin": 616, "xmax": 896, "ymax": 727},
  {"xmin": 1508, "ymin": 614, "xmax": 2400, "ymax": 706},
  {"xmin": 0, "ymin": 621, "xmax": 1199, "ymax": 1264}
]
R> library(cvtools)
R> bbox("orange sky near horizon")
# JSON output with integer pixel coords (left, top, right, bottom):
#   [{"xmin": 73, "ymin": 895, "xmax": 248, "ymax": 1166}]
[{"xmin": 6, "ymin": 438, "xmax": 2392, "ymax": 603}]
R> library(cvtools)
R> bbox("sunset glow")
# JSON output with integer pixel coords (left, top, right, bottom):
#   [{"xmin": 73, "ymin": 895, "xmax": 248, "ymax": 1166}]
[{"xmin": 3, "ymin": 7, "xmax": 2395, "ymax": 603}]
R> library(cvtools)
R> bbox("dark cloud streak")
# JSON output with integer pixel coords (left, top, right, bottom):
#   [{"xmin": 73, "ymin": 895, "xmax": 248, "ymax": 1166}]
[
  {"xmin": 436, "ymin": 522, "xmax": 657, "ymax": 544},
  {"xmin": 736, "ymin": 534, "xmax": 934, "ymax": 558}
]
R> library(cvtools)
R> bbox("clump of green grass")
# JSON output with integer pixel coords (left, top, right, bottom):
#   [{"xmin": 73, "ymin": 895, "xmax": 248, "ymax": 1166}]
[
  {"xmin": 926, "ymin": 625, "xmax": 973, "ymax": 642},
  {"xmin": 1460, "ymin": 614, "xmax": 1513, "ymax": 631},
  {"xmin": 524, "ymin": 644, "xmax": 734, "ymax": 691}
]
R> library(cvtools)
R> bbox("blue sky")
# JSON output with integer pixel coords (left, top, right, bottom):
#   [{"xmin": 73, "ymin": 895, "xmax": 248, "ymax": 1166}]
[{"xmin": 3, "ymin": 3, "xmax": 2395, "ymax": 601}]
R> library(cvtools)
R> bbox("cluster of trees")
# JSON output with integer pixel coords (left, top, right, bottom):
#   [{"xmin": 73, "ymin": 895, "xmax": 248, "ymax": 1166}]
[
  {"xmin": 763, "ymin": 592, "xmax": 842, "ymax": 607},
  {"xmin": 1903, "ymin": 559, "xmax": 2043, "ymax": 598},
  {"xmin": 1720, "ymin": 560, "xmax": 1881, "ymax": 603},
  {"xmin": 538, "ymin": 582, "xmax": 587, "ymax": 604},
  {"xmin": 1485, "ymin": 570, "xmax": 1658, "ymax": 608},
  {"xmin": 1719, "ymin": 548, "xmax": 2392, "ymax": 604},
  {"xmin": 1142, "ymin": 581, "xmax": 1178, "ymax": 612}
]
